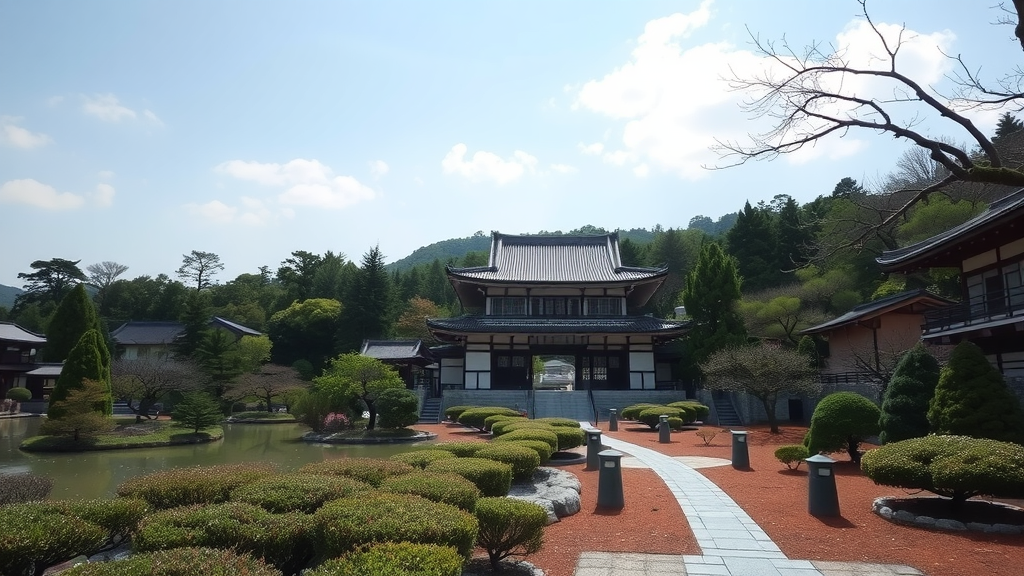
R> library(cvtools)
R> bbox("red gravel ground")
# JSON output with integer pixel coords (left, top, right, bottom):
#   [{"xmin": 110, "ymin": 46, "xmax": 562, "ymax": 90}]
[{"xmin": 419, "ymin": 422, "xmax": 1023, "ymax": 576}]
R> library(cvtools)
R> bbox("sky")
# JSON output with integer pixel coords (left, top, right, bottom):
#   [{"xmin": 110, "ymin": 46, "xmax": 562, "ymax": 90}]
[{"xmin": 0, "ymin": 1, "xmax": 1018, "ymax": 288}]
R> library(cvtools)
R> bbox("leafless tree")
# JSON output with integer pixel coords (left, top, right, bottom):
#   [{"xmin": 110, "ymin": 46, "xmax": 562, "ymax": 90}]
[
  {"xmin": 225, "ymin": 364, "xmax": 307, "ymax": 412},
  {"xmin": 86, "ymin": 261, "xmax": 129, "ymax": 308},
  {"xmin": 112, "ymin": 356, "xmax": 206, "ymax": 422}
]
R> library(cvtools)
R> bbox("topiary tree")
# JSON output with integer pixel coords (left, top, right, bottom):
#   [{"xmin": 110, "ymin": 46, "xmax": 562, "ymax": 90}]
[
  {"xmin": 6, "ymin": 387, "xmax": 32, "ymax": 402},
  {"xmin": 474, "ymin": 497, "xmax": 547, "ymax": 570},
  {"xmin": 172, "ymin": 392, "xmax": 223, "ymax": 433},
  {"xmin": 804, "ymin": 392, "xmax": 880, "ymax": 464},
  {"xmin": 375, "ymin": 387, "xmax": 419, "ymax": 429},
  {"xmin": 879, "ymin": 344, "xmax": 940, "ymax": 444},
  {"xmin": 40, "ymin": 379, "xmax": 113, "ymax": 442},
  {"xmin": 928, "ymin": 341, "xmax": 1024, "ymax": 443},
  {"xmin": 43, "ymin": 283, "xmax": 102, "ymax": 363},
  {"xmin": 49, "ymin": 329, "xmax": 110, "ymax": 418}
]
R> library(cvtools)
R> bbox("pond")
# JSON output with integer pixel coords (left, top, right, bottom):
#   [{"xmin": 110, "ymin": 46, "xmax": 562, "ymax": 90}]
[{"xmin": 0, "ymin": 417, "xmax": 429, "ymax": 500}]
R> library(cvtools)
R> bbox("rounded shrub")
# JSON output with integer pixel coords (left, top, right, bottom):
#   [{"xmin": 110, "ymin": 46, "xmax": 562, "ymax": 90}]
[
  {"xmin": 425, "ymin": 457, "xmax": 513, "ymax": 497},
  {"xmin": 305, "ymin": 542, "xmax": 463, "ymax": 576},
  {"xmin": 0, "ymin": 472, "xmax": 53, "ymax": 506},
  {"xmin": 430, "ymin": 441, "xmax": 488, "ymax": 457},
  {"xmin": 550, "ymin": 426, "xmax": 585, "ymax": 450},
  {"xmin": 0, "ymin": 503, "xmax": 108, "ymax": 576},
  {"xmin": 504, "ymin": 439, "xmax": 553, "ymax": 464},
  {"xmin": 59, "ymin": 547, "xmax": 284, "ymax": 576},
  {"xmin": 533, "ymin": 417, "xmax": 580, "ymax": 428},
  {"xmin": 375, "ymin": 388, "xmax": 420, "ymax": 429},
  {"xmin": 620, "ymin": 403, "xmax": 659, "ymax": 421},
  {"xmin": 5, "ymin": 387, "xmax": 32, "ymax": 402},
  {"xmin": 861, "ymin": 435, "xmax": 1024, "ymax": 507},
  {"xmin": 313, "ymin": 492, "xmax": 478, "ymax": 558},
  {"xmin": 879, "ymin": 343, "xmax": 940, "ymax": 444},
  {"xmin": 298, "ymin": 458, "xmax": 414, "ymax": 487},
  {"xmin": 116, "ymin": 463, "xmax": 278, "ymax": 509},
  {"xmin": 492, "ymin": 420, "xmax": 557, "ymax": 437},
  {"xmin": 492, "ymin": 428, "xmax": 558, "ymax": 453},
  {"xmin": 474, "ymin": 496, "xmax": 547, "ymax": 570},
  {"xmin": 41, "ymin": 498, "xmax": 150, "ymax": 545},
  {"xmin": 774, "ymin": 445, "xmax": 810, "ymax": 470},
  {"xmin": 484, "ymin": 414, "xmax": 524, "ymax": 431},
  {"xmin": 390, "ymin": 449, "xmax": 458, "ymax": 469},
  {"xmin": 666, "ymin": 416, "xmax": 684, "ymax": 430},
  {"xmin": 230, "ymin": 474, "xmax": 371, "ymax": 513},
  {"xmin": 637, "ymin": 407, "xmax": 686, "ymax": 430},
  {"xmin": 443, "ymin": 405, "xmax": 476, "ymax": 422},
  {"xmin": 458, "ymin": 407, "xmax": 522, "ymax": 430},
  {"xmin": 475, "ymin": 444, "xmax": 541, "ymax": 481},
  {"xmin": 380, "ymin": 471, "xmax": 481, "ymax": 511},
  {"xmin": 667, "ymin": 401, "xmax": 710, "ymax": 422},
  {"xmin": 804, "ymin": 392, "xmax": 881, "ymax": 463}
]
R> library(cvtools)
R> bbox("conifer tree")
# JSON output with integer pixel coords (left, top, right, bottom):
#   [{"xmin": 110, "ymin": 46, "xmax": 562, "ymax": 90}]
[
  {"xmin": 682, "ymin": 242, "xmax": 746, "ymax": 376},
  {"xmin": 993, "ymin": 111, "xmax": 1024, "ymax": 143},
  {"xmin": 48, "ymin": 329, "xmax": 111, "ymax": 418},
  {"xmin": 175, "ymin": 290, "xmax": 211, "ymax": 359},
  {"xmin": 726, "ymin": 201, "xmax": 779, "ymax": 292},
  {"xmin": 339, "ymin": 246, "xmax": 395, "ymax": 351},
  {"xmin": 879, "ymin": 344, "xmax": 939, "ymax": 444},
  {"xmin": 43, "ymin": 284, "xmax": 102, "ymax": 362}
]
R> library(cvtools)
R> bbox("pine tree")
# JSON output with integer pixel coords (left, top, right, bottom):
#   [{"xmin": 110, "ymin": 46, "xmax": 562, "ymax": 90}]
[
  {"xmin": 172, "ymin": 392, "xmax": 224, "ymax": 433},
  {"xmin": 878, "ymin": 344, "xmax": 939, "ymax": 444},
  {"xmin": 993, "ymin": 112, "xmax": 1024, "ymax": 143},
  {"xmin": 928, "ymin": 341, "xmax": 1024, "ymax": 443},
  {"xmin": 682, "ymin": 242, "xmax": 747, "ymax": 377},
  {"xmin": 176, "ymin": 290, "xmax": 211, "ymax": 359},
  {"xmin": 44, "ymin": 284, "xmax": 102, "ymax": 362},
  {"xmin": 48, "ymin": 329, "xmax": 110, "ymax": 418},
  {"xmin": 339, "ymin": 246, "xmax": 395, "ymax": 351},
  {"xmin": 39, "ymin": 379, "xmax": 112, "ymax": 441},
  {"xmin": 726, "ymin": 201, "xmax": 779, "ymax": 292},
  {"xmin": 775, "ymin": 196, "xmax": 809, "ymax": 271}
]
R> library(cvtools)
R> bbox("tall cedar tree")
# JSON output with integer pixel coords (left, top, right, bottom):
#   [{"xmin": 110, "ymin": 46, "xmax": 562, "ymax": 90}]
[
  {"xmin": 175, "ymin": 290, "xmax": 212, "ymax": 359},
  {"xmin": 993, "ymin": 112, "xmax": 1024, "ymax": 143},
  {"xmin": 44, "ymin": 284, "xmax": 103, "ymax": 362},
  {"xmin": 339, "ymin": 246, "xmax": 394, "ymax": 352},
  {"xmin": 726, "ymin": 202, "xmax": 779, "ymax": 292},
  {"xmin": 774, "ymin": 196, "xmax": 809, "ymax": 271},
  {"xmin": 48, "ymin": 329, "xmax": 111, "ymax": 418},
  {"xmin": 878, "ymin": 344, "xmax": 940, "ymax": 444},
  {"xmin": 928, "ymin": 341, "xmax": 1024, "ymax": 443},
  {"xmin": 681, "ymin": 242, "xmax": 746, "ymax": 377}
]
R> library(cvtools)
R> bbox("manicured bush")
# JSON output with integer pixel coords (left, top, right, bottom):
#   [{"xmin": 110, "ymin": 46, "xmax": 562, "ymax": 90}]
[
  {"xmin": 774, "ymin": 445, "xmax": 810, "ymax": 470},
  {"xmin": 305, "ymin": 542, "xmax": 463, "ymax": 576},
  {"xmin": 390, "ymin": 449, "xmax": 458, "ymax": 469},
  {"xmin": 484, "ymin": 414, "xmax": 524, "ymax": 431},
  {"xmin": 0, "ymin": 503, "xmax": 107, "ymax": 576},
  {"xmin": 60, "ymin": 547, "xmax": 284, "ymax": 576},
  {"xmin": 376, "ymin": 388, "xmax": 419, "ymax": 429},
  {"xmin": 620, "ymin": 403, "xmax": 659, "ymax": 421},
  {"xmin": 492, "ymin": 428, "xmax": 558, "ymax": 453},
  {"xmin": 504, "ymin": 439, "xmax": 553, "ymax": 464},
  {"xmin": 117, "ymin": 463, "xmax": 278, "ymax": 509},
  {"xmin": 458, "ymin": 407, "xmax": 522, "ymax": 431},
  {"xmin": 443, "ymin": 405, "xmax": 476, "ymax": 422},
  {"xmin": 298, "ymin": 458, "xmax": 414, "ymax": 487},
  {"xmin": 667, "ymin": 416, "xmax": 684, "ymax": 430},
  {"xmin": 5, "ymin": 387, "xmax": 31, "ymax": 402},
  {"xmin": 380, "ymin": 471, "xmax": 481, "ymax": 511},
  {"xmin": 667, "ymin": 401, "xmax": 710, "ymax": 422},
  {"xmin": 492, "ymin": 420, "xmax": 556, "ymax": 437},
  {"xmin": 549, "ymin": 426, "xmax": 585, "ymax": 450},
  {"xmin": 928, "ymin": 341, "xmax": 1024, "ymax": 443},
  {"xmin": 313, "ymin": 492, "xmax": 478, "ymax": 558},
  {"xmin": 134, "ymin": 502, "xmax": 313, "ymax": 574},
  {"xmin": 230, "ymin": 474, "xmax": 371, "ymax": 513},
  {"xmin": 637, "ymin": 407, "xmax": 686, "ymax": 430},
  {"xmin": 804, "ymin": 392, "xmax": 880, "ymax": 464},
  {"xmin": 533, "ymin": 417, "xmax": 581, "ymax": 428},
  {"xmin": 475, "ymin": 444, "xmax": 541, "ymax": 481},
  {"xmin": 425, "ymin": 457, "xmax": 513, "ymax": 497},
  {"xmin": 474, "ymin": 496, "xmax": 547, "ymax": 570},
  {"xmin": 0, "ymin": 472, "xmax": 53, "ymax": 505},
  {"xmin": 879, "ymin": 344, "xmax": 940, "ymax": 444},
  {"xmin": 40, "ymin": 498, "xmax": 150, "ymax": 548},
  {"xmin": 430, "ymin": 441, "xmax": 488, "ymax": 457},
  {"xmin": 861, "ymin": 435, "xmax": 1024, "ymax": 507}
]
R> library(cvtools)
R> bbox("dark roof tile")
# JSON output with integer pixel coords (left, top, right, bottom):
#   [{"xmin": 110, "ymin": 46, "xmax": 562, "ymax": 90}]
[{"xmin": 427, "ymin": 315, "xmax": 689, "ymax": 335}]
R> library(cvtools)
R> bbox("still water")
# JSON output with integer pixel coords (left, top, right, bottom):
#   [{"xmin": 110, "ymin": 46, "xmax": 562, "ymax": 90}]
[{"xmin": 0, "ymin": 417, "xmax": 426, "ymax": 500}]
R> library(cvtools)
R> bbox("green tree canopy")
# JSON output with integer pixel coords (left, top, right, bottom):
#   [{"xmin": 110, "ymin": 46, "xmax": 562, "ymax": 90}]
[
  {"xmin": 879, "ymin": 344, "xmax": 940, "ymax": 444},
  {"xmin": 49, "ymin": 329, "xmax": 111, "ymax": 418},
  {"xmin": 314, "ymin": 353, "xmax": 405, "ymax": 430},
  {"xmin": 681, "ymin": 242, "xmax": 746, "ymax": 377},
  {"xmin": 176, "ymin": 250, "xmax": 225, "ymax": 292},
  {"xmin": 44, "ymin": 284, "xmax": 102, "ymax": 362},
  {"xmin": 339, "ymin": 246, "xmax": 395, "ymax": 352},
  {"xmin": 267, "ymin": 298, "xmax": 343, "ymax": 371},
  {"xmin": 14, "ymin": 258, "xmax": 87, "ymax": 311}
]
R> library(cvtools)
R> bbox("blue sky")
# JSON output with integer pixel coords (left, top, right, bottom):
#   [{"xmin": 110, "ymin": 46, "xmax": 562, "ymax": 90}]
[{"xmin": 0, "ymin": 1, "xmax": 1016, "ymax": 287}]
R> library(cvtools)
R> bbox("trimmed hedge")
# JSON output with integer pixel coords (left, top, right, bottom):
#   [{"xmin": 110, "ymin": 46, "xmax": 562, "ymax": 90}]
[
  {"xmin": 429, "ymin": 442, "xmax": 488, "ymax": 457},
  {"xmin": 0, "ymin": 472, "xmax": 53, "ymax": 506},
  {"xmin": 305, "ymin": 543, "xmax": 463, "ymax": 576},
  {"xmin": 59, "ymin": 547, "xmax": 284, "ymax": 576},
  {"xmin": 533, "ymin": 417, "xmax": 581, "ymax": 428},
  {"xmin": 475, "ymin": 444, "xmax": 541, "ymax": 481},
  {"xmin": 390, "ymin": 449, "xmax": 458, "ymax": 469},
  {"xmin": 861, "ymin": 435, "xmax": 1024, "ymax": 506},
  {"xmin": 504, "ymin": 439, "xmax": 553, "ymax": 464},
  {"xmin": 313, "ymin": 492, "xmax": 478, "ymax": 558},
  {"xmin": 666, "ymin": 416, "xmax": 684, "ymax": 431},
  {"xmin": 0, "ymin": 503, "xmax": 108, "ymax": 576},
  {"xmin": 484, "ymin": 414, "xmax": 525, "ymax": 431},
  {"xmin": 492, "ymin": 428, "xmax": 558, "ymax": 453},
  {"xmin": 443, "ymin": 405, "xmax": 476, "ymax": 422},
  {"xmin": 230, "ymin": 474, "xmax": 371, "ymax": 513},
  {"xmin": 474, "ymin": 497, "xmax": 547, "ymax": 570},
  {"xmin": 425, "ymin": 457, "xmax": 513, "ymax": 497},
  {"xmin": 550, "ymin": 426, "xmax": 585, "ymax": 450},
  {"xmin": 5, "ymin": 387, "xmax": 32, "ymax": 402},
  {"xmin": 804, "ymin": 392, "xmax": 880, "ymax": 464},
  {"xmin": 620, "ymin": 403, "xmax": 659, "ymax": 421},
  {"xmin": 116, "ymin": 463, "xmax": 278, "ymax": 509},
  {"xmin": 458, "ymin": 407, "xmax": 521, "ymax": 431},
  {"xmin": 667, "ymin": 401, "xmax": 710, "ymax": 422},
  {"xmin": 380, "ymin": 471, "xmax": 481, "ymax": 511},
  {"xmin": 39, "ymin": 498, "xmax": 150, "ymax": 547},
  {"xmin": 774, "ymin": 445, "xmax": 810, "ymax": 470},
  {"xmin": 637, "ymin": 407, "xmax": 686, "ymax": 430},
  {"xmin": 492, "ymin": 420, "xmax": 556, "ymax": 437},
  {"xmin": 298, "ymin": 458, "xmax": 414, "ymax": 487}
]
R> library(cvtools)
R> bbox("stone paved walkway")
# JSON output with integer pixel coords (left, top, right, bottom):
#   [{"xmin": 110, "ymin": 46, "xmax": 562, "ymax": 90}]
[{"xmin": 573, "ymin": 429, "xmax": 924, "ymax": 576}]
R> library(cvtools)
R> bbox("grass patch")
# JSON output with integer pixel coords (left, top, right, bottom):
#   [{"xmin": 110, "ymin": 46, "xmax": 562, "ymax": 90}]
[{"xmin": 20, "ymin": 420, "xmax": 223, "ymax": 452}]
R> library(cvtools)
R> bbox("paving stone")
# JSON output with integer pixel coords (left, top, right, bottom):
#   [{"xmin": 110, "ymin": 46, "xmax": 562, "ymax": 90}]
[{"xmin": 722, "ymin": 556, "xmax": 784, "ymax": 576}]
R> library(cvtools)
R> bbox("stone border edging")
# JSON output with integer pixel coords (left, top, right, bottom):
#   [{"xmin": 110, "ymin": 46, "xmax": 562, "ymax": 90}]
[
  {"xmin": 302, "ymin": 431, "xmax": 438, "ymax": 444},
  {"xmin": 872, "ymin": 496, "xmax": 1024, "ymax": 535}
]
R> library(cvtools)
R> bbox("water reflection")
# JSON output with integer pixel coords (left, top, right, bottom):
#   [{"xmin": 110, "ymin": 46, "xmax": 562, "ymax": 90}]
[{"xmin": 0, "ymin": 418, "xmax": 427, "ymax": 500}]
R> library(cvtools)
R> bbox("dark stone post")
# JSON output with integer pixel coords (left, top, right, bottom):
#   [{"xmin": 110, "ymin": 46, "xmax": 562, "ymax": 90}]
[
  {"xmin": 730, "ymin": 430, "xmax": 749, "ymax": 469},
  {"xmin": 596, "ymin": 449, "xmax": 624, "ymax": 509},
  {"xmin": 806, "ymin": 454, "xmax": 840, "ymax": 517}
]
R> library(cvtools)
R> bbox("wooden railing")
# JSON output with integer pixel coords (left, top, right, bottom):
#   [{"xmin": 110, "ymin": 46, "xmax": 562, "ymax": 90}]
[{"xmin": 923, "ymin": 285, "xmax": 1024, "ymax": 333}]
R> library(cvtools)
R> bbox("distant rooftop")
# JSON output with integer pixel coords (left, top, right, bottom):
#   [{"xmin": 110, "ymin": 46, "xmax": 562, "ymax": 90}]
[
  {"xmin": 800, "ymin": 289, "xmax": 954, "ymax": 335},
  {"xmin": 0, "ymin": 322, "xmax": 47, "ymax": 345}
]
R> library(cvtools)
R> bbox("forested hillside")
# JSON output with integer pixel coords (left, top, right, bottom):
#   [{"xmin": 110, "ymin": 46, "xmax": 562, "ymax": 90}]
[{"xmin": 0, "ymin": 284, "xmax": 21, "ymax": 310}]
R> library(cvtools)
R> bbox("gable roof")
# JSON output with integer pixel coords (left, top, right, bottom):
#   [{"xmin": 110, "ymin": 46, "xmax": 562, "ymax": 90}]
[
  {"xmin": 427, "ymin": 315, "xmax": 689, "ymax": 339},
  {"xmin": 212, "ymin": 317, "xmax": 262, "ymax": 337},
  {"xmin": 360, "ymin": 339, "xmax": 434, "ymax": 365},
  {"xmin": 0, "ymin": 322, "xmax": 46, "ymax": 345},
  {"xmin": 110, "ymin": 321, "xmax": 185, "ymax": 345},
  {"xmin": 877, "ymin": 188, "xmax": 1024, "ymax": 271},
  {"xmin": 800, "ymin": 289, "xmax": 955, "ymax": 335}
]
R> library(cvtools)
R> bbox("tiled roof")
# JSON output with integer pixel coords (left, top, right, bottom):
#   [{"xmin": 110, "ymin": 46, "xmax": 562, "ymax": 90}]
[
  {"xmin": 25, "ymin": 363, "xmax": 63, "ymax": 377},
  {"xmin": 877, "ymin": 188, "xmax": 1024, "ymax": 270},
  {"xmin": 212, "ymin": 317, "xmax": 262, "ymax": 337},
  {"xmin": 360, "ymin": 339, "xmax": 432, "ymax": 361},
  {"xmin": 800, "ymin": 289, "xmax": 954, "ymax": 335},
  {"xmin": 0, "ymin": 322, "xmax": 47, "ymax": 345},
  {"xmin": 111, "ymin": 322, "xmax": 185, "ymax": 345},
  {"xmin": 426, "ymin": 315, "xmax": 690, "ymax": 335},
  {"xmin": 447, "ymin": 232, "xmax": 667, "ymax": 284}
]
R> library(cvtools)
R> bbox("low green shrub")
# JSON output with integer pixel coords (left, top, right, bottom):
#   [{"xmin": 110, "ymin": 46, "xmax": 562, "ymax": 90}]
[
  {"xmin": 475, "ymin": 444, "xmax": 541, "ymax": 481},
  {"xmin": 443, "ymin": 405, "xmax": 476, "ymax": 422},
  {"xmin": 425, "ymin": 457, "xmax": 513, "ymax": 497},
  {"xmin": 667, "ymin": 401, "xmax": 710, "ymax": 422},
  {"xmin": 484, "ymin": 414, "xmax": 524, "ymax": 431},
  {"xmin": 380, "ymin": 471, "xmax": 481, "ymax": 511},
  {"xmin": 620, "ymin": 403, "xmax": 659, "ymax": 421},
  {"xmin": 230, "ymin": 474, "xmax": 371, "ymax": 513},
  {"xmin": 390, "ymin": 449, "xmax": 458, "ymax": 469},
  {"xmin": 305, "ymin": 543, "xmax": 463, "ymax": 576},
  {"xmin": 492, "ymin": 420, "xmax": 556, "ymax": 437},
  {"xmin": 0, "ymin": 503, "xmax": 107, "ymax": 576},
  {"xmin": 550, "ymin": 426, "xmax": 585, "ymax": 450},
  {"xmin": 861, "ymin": 435, "xmax": 1024, "ymax": 507},
  {"xmin": 0, "ymin": 472, "xmax": 53, "ymax": 505},
  {"xmin": 39, "ymin": 498, "xmax": 150, "ymax": 548},
  {"xmin": 533, "ymin": 417, "xmax": 580, "ymax": 428},
  {"xmin": 430, "ymin": 441, "xmax": 488, "ymax": 457},
  {"xmin": 667, "ymin": 416, "xmax": 684, "ymax": 430},
  {"xmin": 458, "ymin": 407, "xmax": 521, "ymax": 431},
  {"xmin": 298, "ymin": 458, "xmax": 414, "ymax": 487},
  {"xmin": 492, "ymin": 428, "xmax": 558, "ymax": 453},
  {"xmin": 774, "ymin": 445, "xmax": 810, "ymax": 470},
  {"xmin": 60, "ymin": 547, "xmax": 284, "ymax": 576},
  {"xmin": 5, "ymin": 387, "xmax": 32, "ymax": 402},
  {"xmin": 376, "ymin": 388, "xmax": 419, "ymax": 429},
  {"xmin": 805, "ymin": 392, "xmax": 881, "ymax": 463},
  {"xmin": 116, "ymin": 463, "xmax": 278, "ymax": 509},
  {"xmin": 313, "ymin": 492, "xmax": 478, "ymax": 558},
  {"xmin": 133, "ymin": 502, "xmax": 312, "ymax": 574},
  {"xmin": 504, "ymin": 439, "xmax": 553, "ymax": 464},
  {"xmin": 474, "ymin": 496, "xmax": 547, "ymax": 570},
  {"xmin": 637, "ymin": 407, "xmax": 686, "ymax": 430}
]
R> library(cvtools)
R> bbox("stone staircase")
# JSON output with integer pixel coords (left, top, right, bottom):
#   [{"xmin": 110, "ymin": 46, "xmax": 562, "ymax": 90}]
[
  {"xmin": 532, "ymin": 390, "xmax": 595, "ymax": 421},
  {"xmin": 417, "ymin": 397, "xmax": 442, "ymax": 424},
  {"xmin": 711, "ymin": 393, "xmax": 743, "ymax": 426}
]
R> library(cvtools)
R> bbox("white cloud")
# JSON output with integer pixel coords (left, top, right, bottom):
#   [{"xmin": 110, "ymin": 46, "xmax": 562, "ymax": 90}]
[
  {"xmin": 186, "ymin": 200, "xmax": 237, "ymax": 223},
  {"xmin": 98, "ymin": 170, "xmax": 115, "ymax": 179},
  {"xmin": 1, "ymin": 117, "xmax": 51, "ymax": 149},
  {"xmin": 578, "ymin": 142, "xmax": 604, "ymax": 155},
  {"xmin": 143, "ymin": 109, "xmax": 164, "ymax": 127},
  {"xmin": 633, "ymin": 164, "xmax": 650, "ymax": 178},
  {"xmin": 91, "ymin": 183, "xmax": 116, "ymax": 207},
  {"xmin": 550, "ymin": 163, "xmax": 578, "ymax": 174},
  {"xmin": 0, "ymin": 179, "xmax": 85, "ymax": 210},
  {"xmin": 47, "ymin": 96, "xmax": 64, "ymax": 107},
  {"xmin": 82, "ymin": 93, "xmax": 137, "ymax": 122},
  {"xmin": 441, "ymin": 144, "xmax": 538, "ymax": 185},
  {"xmin": 216, "ymin": 158, "xmax": 376, "ymax": 210},
  {"xmin": 369, "ymin": 160, "xmax": 389, "ymax": 177}
]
